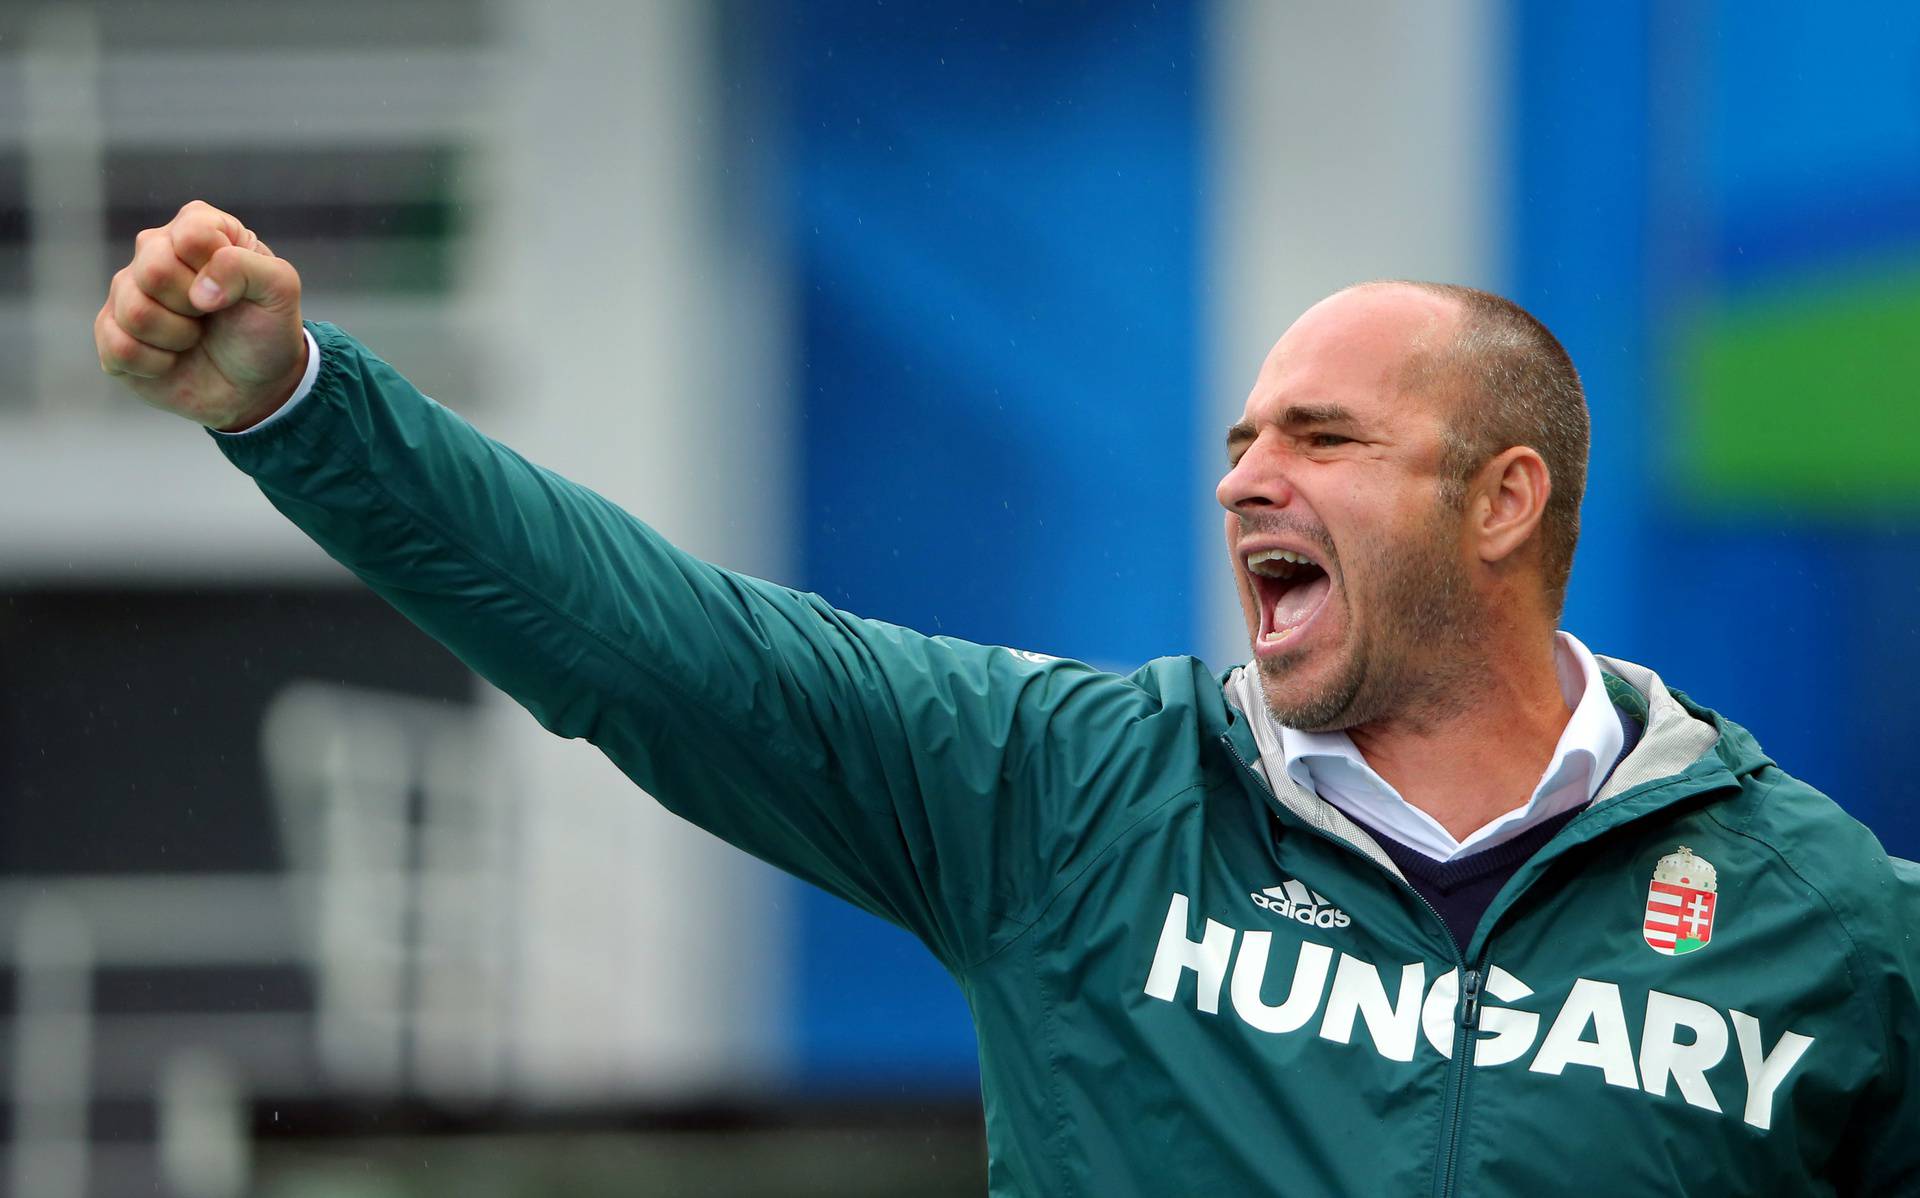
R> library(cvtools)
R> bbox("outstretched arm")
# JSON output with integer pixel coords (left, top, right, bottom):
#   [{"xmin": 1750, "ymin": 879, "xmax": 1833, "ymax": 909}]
[{"xmin": 95, "ymin": 201, "xmax": 1202, "ymax": 973}]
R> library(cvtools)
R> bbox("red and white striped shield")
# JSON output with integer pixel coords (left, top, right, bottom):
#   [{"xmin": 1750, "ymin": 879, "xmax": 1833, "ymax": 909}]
[{"xmin": 1644, "ymin": 880, "xmax": 1716, "ymax": 956}]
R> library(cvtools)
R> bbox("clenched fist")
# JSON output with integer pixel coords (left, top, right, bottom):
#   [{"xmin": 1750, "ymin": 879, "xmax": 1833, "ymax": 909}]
[{"xmin": 94, "ymin": 199, "xmax": 307, "ymax": 432}]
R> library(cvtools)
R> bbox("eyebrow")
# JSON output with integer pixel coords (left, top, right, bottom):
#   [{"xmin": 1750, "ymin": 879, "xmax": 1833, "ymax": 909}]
[
  {"xmin": 1279, "ymin": 403, "xmax": 1357, "ymax": 427},
  {"xmin": 1224, "ymin": 404, "xmax": 1360, "ymax": 451}
]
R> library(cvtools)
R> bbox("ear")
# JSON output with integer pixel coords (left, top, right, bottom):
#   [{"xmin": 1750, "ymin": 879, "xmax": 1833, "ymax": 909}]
[{"xmin": 1472, "ymin": 446, "xmax": 1551, "ymax": 566}]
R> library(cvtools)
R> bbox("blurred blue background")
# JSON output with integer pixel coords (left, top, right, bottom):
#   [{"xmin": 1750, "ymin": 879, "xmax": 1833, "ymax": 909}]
[{"xmin": 0, "ymin": 1, "xmax": 1914, "ymax": 1192}]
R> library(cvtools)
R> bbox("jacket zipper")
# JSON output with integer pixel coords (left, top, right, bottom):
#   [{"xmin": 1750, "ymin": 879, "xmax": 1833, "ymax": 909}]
[
  {"xmin": 1436, "ymin": 967, "xmax": 1482, "ymax": 1198},
  {"xmin": 1218, "ymin": 734, "xmax": 1484, "ymax": 1198}
]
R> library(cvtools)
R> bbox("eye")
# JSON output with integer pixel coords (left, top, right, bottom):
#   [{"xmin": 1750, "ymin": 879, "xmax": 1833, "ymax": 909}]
[{"xmin": 1306, "ymin": 433, "xmax": 1353, "ymax": 448}]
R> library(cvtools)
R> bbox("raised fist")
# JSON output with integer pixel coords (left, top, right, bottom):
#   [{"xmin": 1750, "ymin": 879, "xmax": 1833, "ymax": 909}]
[{"xmin": 94, "ymin": 199, "xmax": 307, "ymax": 432}]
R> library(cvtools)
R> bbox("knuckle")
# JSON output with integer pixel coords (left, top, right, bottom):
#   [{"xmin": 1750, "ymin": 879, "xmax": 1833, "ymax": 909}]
[
  {"xmin": 101, "ymin": 320, "xmax": 135, "ymax": 363},
  {"xmin": 169, "ymin": 215, "xmax": 224, "ymax": 256},
  {"xmin": 202, "ymin": 247, "xmax": 238, "ymax": 280},
  {"xmin": 103, "ymin": 323, "xmax": 172, "ymax": 378},
  {"xmin": 131, "ymin": 252, "xmax": 174, "ymax": 295},
  {"xmin": 118, "ymin": 290, "xmax": 159, "ymax": 335}
]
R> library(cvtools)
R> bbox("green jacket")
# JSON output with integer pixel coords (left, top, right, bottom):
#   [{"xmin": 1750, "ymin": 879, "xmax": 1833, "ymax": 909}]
[{"xmin": 215, "ymin": 323, "xmax": 1920, "ymax": 1196}]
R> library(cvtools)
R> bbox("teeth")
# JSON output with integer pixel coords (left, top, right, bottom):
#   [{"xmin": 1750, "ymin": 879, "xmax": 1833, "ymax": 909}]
[
  {"xmin": 1246, "ymin": 548, "xmax": 1315, "ymax": 577},
  {"xmin": 1261, "ymin": 627, "xmax": 1296, "ymax": 643}
]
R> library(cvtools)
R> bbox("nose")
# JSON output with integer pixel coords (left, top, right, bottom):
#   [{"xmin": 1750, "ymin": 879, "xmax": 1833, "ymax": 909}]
[{"xmin": 1216, "ymin": 434, "xmax": 1295, "ymax": 515}]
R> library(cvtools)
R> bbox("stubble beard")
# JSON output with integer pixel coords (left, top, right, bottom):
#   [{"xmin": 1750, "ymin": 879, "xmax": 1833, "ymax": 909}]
[{"xmin": 1258, "ymin": 505, "xmax": 1484, "ymax": 734}]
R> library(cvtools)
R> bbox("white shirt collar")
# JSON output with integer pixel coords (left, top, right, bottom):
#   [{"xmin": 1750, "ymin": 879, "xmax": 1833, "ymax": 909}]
[{"xmin": 1271, "ymin": 631, "xmax": 1625, "ymax": 863}]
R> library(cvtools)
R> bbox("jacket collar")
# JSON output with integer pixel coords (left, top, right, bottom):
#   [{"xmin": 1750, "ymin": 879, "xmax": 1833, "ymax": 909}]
[
  {"xmin": 1589, "ymin": 654, "xmax": 1731, "ymax": 802},
  {"xmin": 1218, "ymin": 652, "xmax": 1739, "ymax": 866},
  {"xmin": 1273, "ymin": 632, "xmax": 1626, "ymax": 861},
  {"xmin": 1220, "ymin": 665, "xmax": 1405, "ymax": 880}
]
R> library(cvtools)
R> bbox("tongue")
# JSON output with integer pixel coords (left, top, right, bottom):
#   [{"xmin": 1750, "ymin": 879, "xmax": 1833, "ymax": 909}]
[{"xmin": 1272, "ymin": 572, "xmax": 1330, "ymax": 630}]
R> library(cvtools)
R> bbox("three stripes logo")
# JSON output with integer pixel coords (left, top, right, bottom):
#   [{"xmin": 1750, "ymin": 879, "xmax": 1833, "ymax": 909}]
[
  {"xmin": 1250, "ymin": 879, "xmax": 1352, "ymax": 929},
  {"xmin": 1644, "ymin": 845, "xmax": 1719, "ymax": 956}
]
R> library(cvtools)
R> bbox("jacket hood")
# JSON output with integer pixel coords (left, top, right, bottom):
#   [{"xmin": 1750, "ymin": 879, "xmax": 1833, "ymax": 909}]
[
  {"xmin": 1588, "ymin": 653, "xmax": 1729, "ymax": 800},
  {"xmin": 1617, "ymin": 664, "xmax": 1776, "ymax": 783}
]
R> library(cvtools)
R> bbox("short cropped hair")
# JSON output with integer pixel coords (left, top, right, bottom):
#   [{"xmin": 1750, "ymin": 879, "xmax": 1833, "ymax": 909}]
[{"xmin": 1385, "ymin": 281, "xmax": 1590, "ymax": 613}]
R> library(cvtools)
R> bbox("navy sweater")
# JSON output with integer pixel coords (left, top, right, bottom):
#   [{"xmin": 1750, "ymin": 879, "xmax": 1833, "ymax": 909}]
[{"xmin": 1359, "ymin": 704, "xmax": 1644, "ymax": 953}]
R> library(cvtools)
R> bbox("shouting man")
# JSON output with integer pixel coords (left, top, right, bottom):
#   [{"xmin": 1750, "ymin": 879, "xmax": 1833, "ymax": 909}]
[{"xmin": 95, "ymin": 201, "xmax": 1919, "ymax": 1196}]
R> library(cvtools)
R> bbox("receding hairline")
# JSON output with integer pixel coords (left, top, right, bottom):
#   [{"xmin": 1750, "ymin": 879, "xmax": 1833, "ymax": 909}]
[{"xmin": 1331, "ymin": 280, "xmax": 1477, "ymax": 398}]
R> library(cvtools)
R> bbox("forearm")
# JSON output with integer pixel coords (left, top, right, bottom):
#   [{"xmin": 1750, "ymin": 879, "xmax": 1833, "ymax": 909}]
[
  {"xmin": 207, "ymin": 324, "xmax": 977, "ymax": 952},
  {"xmin": 210, "ymin": 321, "xmax": 777, "ymax": 750}
]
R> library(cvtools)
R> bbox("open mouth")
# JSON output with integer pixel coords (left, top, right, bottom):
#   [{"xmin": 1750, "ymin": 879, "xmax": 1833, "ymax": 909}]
[{"xmin": 1246, "ymin": 548, "xmax": 1332, "ymax": 649}]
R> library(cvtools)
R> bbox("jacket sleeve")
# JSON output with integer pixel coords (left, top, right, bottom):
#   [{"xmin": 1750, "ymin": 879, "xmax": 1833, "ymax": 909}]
[
  {"xmin": 1836, "ymin": 854, "xmax": 1920, "ymax": 1194},
  {"xmin": 211, "ymin": 322, "xmax": 1198, "ymax": 972}
]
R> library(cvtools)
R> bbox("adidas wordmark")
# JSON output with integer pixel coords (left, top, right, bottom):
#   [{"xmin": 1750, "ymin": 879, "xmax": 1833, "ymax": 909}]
[{"xmin": 1251, "ymin": 879, "xmax": 1353, "ymax": 929}]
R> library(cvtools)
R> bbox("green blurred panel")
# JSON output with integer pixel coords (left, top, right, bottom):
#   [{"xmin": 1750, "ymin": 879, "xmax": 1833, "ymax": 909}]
[{"xmin": 1681, "ymin": 264, "xmax": 1920, "ymax": 508}]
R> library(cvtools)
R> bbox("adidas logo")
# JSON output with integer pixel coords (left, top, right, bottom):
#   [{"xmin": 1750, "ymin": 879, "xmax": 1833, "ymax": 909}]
[{"xmin": 1250, "ymin": 879, "xmax": 1353, "ymax": 929}]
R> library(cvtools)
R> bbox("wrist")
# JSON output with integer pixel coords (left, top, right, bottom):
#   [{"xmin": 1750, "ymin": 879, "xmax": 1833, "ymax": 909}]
[{"xmin": 215, "ymin": 331, "xmax": 310, "ymax": 433}]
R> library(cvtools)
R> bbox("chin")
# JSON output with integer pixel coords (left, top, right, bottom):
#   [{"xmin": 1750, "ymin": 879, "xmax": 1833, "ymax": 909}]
[
  {"xmin": 1253, "ymin": 645, "xmax": 1364, "ymax": 733},
  {"xmin": 1253, "ymin": 654, "xmax": 1319, "ymax": 716}
]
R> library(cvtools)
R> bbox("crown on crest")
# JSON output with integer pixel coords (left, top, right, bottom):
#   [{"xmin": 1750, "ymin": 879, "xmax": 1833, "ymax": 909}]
[{"xmin": 1653, "ymin": 845, "xmax": 1717, "ymax": 892}]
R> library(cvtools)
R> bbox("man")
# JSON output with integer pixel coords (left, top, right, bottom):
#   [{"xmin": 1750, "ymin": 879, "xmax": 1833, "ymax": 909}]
[{"xmin": 96, "ymin": 201, "xmax": 1919, "ymax": 1195}]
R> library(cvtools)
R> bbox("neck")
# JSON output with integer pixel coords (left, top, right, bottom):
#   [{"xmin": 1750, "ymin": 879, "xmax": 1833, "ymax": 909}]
[{"xmin": 1345, "ymin": 627, "xmax": 1573, "ymax": 842}]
